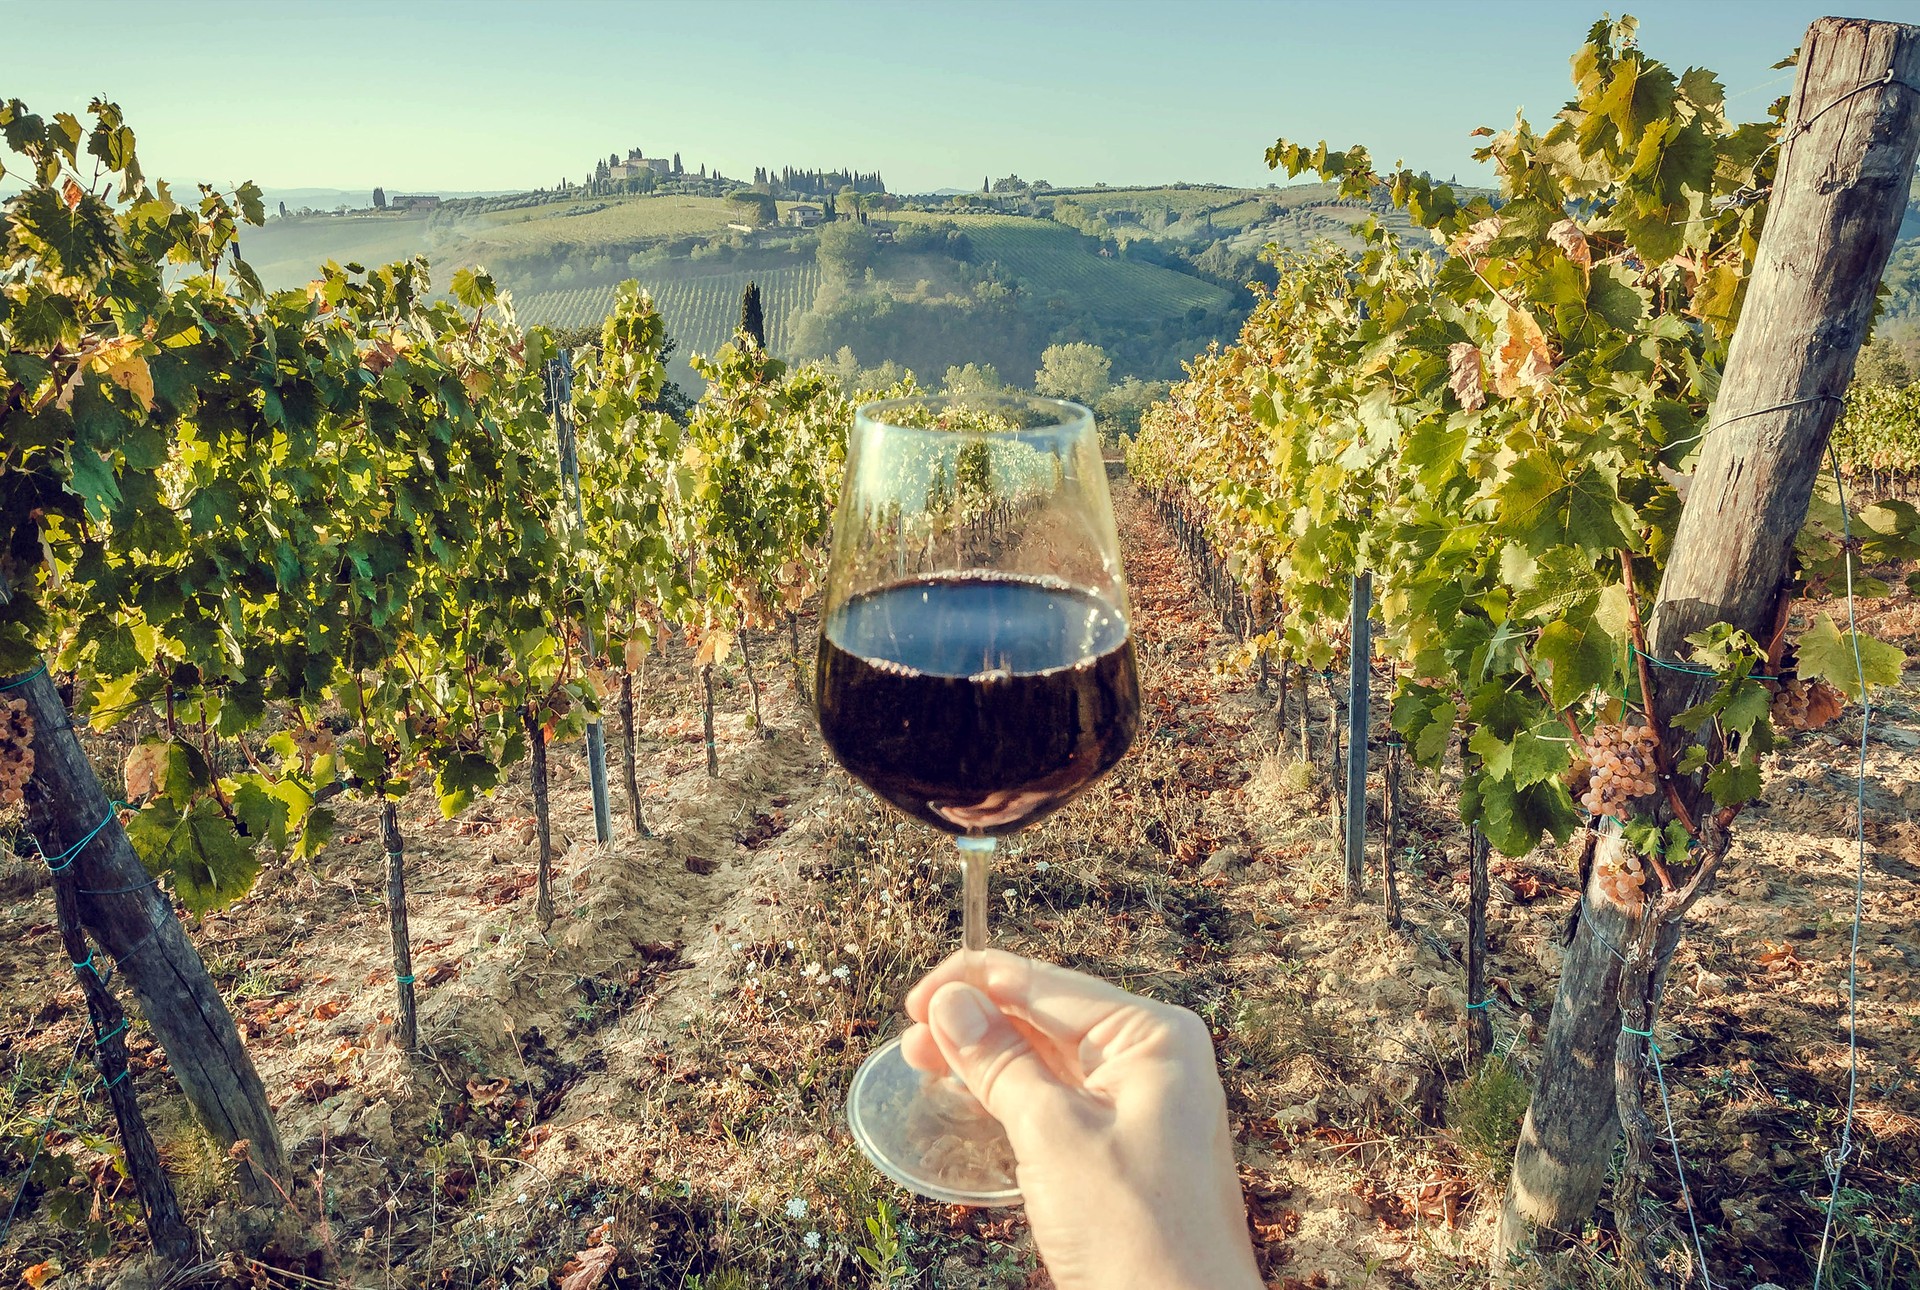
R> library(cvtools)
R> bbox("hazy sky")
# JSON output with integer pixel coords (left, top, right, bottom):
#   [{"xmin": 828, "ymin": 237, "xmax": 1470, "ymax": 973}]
[{"xmin": 9, "ymin": 0, "xmax": 1919, "ymax": 196}]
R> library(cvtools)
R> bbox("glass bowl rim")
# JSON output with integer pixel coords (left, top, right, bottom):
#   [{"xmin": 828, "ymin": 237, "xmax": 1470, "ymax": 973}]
[{"xmin": 854, "ymin": 391, "xmax": 1093, "ymax": 439}]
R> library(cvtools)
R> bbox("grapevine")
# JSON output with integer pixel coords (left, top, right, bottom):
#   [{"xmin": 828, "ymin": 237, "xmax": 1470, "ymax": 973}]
[{"xmin": 1126, "ymin": 18, "xmax": 1913, "ymax": 865}]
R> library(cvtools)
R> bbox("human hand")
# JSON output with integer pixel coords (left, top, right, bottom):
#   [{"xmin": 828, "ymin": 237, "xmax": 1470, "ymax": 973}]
[{"xmin": 900, "ymin": 950, "xmax": 1262, "ymax": 1290}]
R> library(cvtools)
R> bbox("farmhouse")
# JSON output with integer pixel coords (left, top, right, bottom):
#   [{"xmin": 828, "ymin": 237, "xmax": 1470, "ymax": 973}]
[
  {"xmin": 787, "ymin": 204, "xmax": 823, "ymax": 227},
  {"xmin": 388, "ymin": 193, "xmax": 441, "ymax": 211}
]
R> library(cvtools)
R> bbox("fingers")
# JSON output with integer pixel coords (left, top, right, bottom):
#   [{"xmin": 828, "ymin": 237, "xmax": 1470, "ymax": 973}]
[
  {"xmin": 899, "ymin": 1022, "xmax": 948, "ymax": 1077},
  {"xmin": 923, "ymin": 981, "xmax": 1072, "ymax": 1128},
  {"xmin": 906, "ymin": 949, "xmax": 1149, "ymax": 1049}
]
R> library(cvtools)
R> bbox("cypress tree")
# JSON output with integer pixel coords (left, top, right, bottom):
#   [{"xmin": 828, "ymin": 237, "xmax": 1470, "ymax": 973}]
[{"xmin": 739, "ymin": 282, "xmax": 766, "ymax": 349}]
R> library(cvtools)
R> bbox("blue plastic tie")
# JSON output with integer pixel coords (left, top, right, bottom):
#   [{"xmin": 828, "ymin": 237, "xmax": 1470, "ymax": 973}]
[
  {"xmin": 71, "ymin": 951, "xmax": 96, "ymax": 976},
  {"xmin": 1629, "ymin": 642, "xmax": 1776, "ymax": 682},
  {"xmin": 35, "ymin": 802, "xmax": 128, "ymax": 873},
  {"xmin": 103, "ymin": 1067, "xmax": 130, "ymax": 1089},
  {"xmin": 0, "ymin": 663, "xmax": 46, "ymax": 691},
  {"xmin": 396, "ymin": 974, "xmax": 415, "ymax": 986},
  {"xmin": 93, "ymin": 1019, "xmax": 128, "ymax": 1047},
  {"xmin": 1465, "ymin": 998, "xmax": 1492, "ymax": 1010}
]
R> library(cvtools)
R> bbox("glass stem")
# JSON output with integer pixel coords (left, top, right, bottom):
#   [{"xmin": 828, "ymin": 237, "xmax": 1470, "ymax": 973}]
[{"xmin": 955, "ymin": 836, "xmax": 994, "ymax": 982}]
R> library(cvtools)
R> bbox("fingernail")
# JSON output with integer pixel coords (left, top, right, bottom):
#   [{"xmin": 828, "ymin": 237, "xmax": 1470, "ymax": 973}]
[{"xmin": 932, "ymin": 983, "xmax": 991, "ymax": 1047}]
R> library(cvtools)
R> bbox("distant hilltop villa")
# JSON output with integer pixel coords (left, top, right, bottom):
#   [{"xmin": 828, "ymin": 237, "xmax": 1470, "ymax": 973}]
[{"xmin": 603, "ymin": 147, "xmax": 674, "ymax": 181}]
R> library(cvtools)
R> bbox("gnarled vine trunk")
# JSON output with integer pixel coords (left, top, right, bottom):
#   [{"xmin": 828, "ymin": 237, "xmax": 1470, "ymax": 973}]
[{"xmin": 1493, "ymin": 17, "xmax": 1920, "ymax": 1272}]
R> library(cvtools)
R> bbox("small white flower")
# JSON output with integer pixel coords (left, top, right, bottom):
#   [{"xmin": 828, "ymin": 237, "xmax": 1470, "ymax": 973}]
[
  {"xmin": 740, "ymin": 1063, "xmax": 754, "ymax": 1078},
  {"xmin": 803, "ymin": 961, "xmax": 824, "ymax": 979},
  {"xmin": 803, "ymin": 1230, "xmax": 821, "ymax": 1250},
  {"xmin": 637, "ymin": 1185, "xmax": 651, "ymax": 1197},
  {"xmin": 779, "ymin": 990, "xmax": 788, "ymax": 998},
  {"xmin": 785, "ymin": 1196, "xmax": 808, "ymax": 1219},
  {"xmin": 784, "ymin": 940, "xmax": 795, "ymax": 949},
  {"xmin": 831, "ymin": 965, "xmax": 851, "ymax": 981},
  {"xmin": 1035, "ymin": 860, "xmax": 1051, "ymax": 872},
  {"xmin": 731, "ymin": 941, "xmax": 743, "ymax": 951},
  {"xmin": 516, "ymin": 1191, "xmax": 529, "ymax": 1205},
  {"xmin": 843, "ymin": 943, "xmax": 858, "ymax": 954}
]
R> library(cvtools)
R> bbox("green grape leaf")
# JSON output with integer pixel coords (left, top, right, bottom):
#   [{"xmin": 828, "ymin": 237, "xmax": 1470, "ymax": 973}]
[
  {"xmin": 1704, "ymin": 749, "xmax": 1763, "ymax": 809},
  {"xmin": 1535, "ymin": 618, "xmax": 1615, "ymax": 708},
  {"xmin": 294, "ymin": 806, "xmax": 335, "ymax": 863},
  {"xmin": 1796, "ymin": 613, "xmax": 1905, "ymax": 701}
]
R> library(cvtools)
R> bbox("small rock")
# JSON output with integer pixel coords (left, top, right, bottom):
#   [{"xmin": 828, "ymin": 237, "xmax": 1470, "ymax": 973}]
[
  {"xmin": 1201, "ymin": 847, "xmax": 1249, "ymax": 878},
  {"xmin": 360, "ymin": 1099, "xmax": 395, "ymax": 1151},
  {"xmin": 1273, "ymin": 1096, "xmax": 1320, "ymax": 1126}
]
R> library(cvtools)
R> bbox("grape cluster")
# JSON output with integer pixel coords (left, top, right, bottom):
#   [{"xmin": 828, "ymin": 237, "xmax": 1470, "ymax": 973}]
[
  {"xmin": 1594, "ymin": 845, "xmax": 1648, "ymax": 909},
  {"xmin": 0, "ymin": 698, "xmax": 35, "ymax": 810},
  {"xmin": 1578, "ymin": 721, "xmax": 1659, "ymax": 819},
  {"xmin": 1771, "ymin": 676, "xmax": 1846, "ymax": 732},
  {"xmin": 290, "ymin": 726, "xmax": 336, "ymax": 773}
]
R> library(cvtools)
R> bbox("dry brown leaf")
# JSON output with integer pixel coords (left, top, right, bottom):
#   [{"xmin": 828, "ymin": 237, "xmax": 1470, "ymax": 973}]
[
  {"xmin": 22, "ymin": 1259, "xmax": 62, "ymax": 1289},
  {"xmin": 60, "ymin": 178, "xmax": 83, "ymax": 211},
  {"xmin": 557, "ymin": 1242, "xmax": 619, "ymax": 1290},
  {"xmin": 312, "ymin": 1000, "xmax": 344, "ymax": 1021},
  {"xmin": 1547, "ymin": 219, "xmax": 1591, "ymax": 272},
  {"xmin": 1491, "ymin": 305, "xmax": 1553, "ymax": 399},
  {"xmin": 623, "ymin": 636, "xmax": 647, "ymax": 671},
  {"xmin": 1451, "ymin": 216, "xmax": 1502, "ymax": 260},
  {"xmin": 695, "ymin": 629, "xmax": 734, "ymax": 669},
  {"xmin": 1446, "ymin": 342, "xmax": 1485, "ymax": 412},
  {"xmin": 123, "ymin": 741, "xmax": 168, "ymax": 801}
]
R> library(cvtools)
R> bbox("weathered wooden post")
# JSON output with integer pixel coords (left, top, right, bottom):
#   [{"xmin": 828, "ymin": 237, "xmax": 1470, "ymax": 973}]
[
  {"xmin": 1494, "ymin": 16, "xmax": 1920, "ymax": 1270},
  {"xmin": 50, "ymin": 871, "xmax": 192, "ymax": 1260},
  {"xmin": 15, "ymin": 667, "xmax": 288, "ymax": 1194}
]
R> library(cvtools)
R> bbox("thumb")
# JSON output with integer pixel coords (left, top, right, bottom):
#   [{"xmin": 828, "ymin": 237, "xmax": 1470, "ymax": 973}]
[{"xmin": 926, "ymin": 981, "xmax": 1071, "ymax": 1133}]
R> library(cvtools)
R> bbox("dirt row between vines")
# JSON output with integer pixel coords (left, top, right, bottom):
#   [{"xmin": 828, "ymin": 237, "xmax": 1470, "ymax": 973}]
[{"xmin": 2, "ymin": 482, "xmax": 1917, "ymax": 1289}]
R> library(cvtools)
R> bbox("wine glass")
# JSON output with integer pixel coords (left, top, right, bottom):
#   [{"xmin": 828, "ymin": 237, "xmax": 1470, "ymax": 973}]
[{"xmin": 814, "ymin": 391, "xmax": 1140, "ymax": 1205}]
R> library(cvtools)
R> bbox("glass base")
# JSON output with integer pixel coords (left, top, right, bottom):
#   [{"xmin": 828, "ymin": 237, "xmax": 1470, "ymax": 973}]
[{"xmin": 847, "ymin": 1035, "xmax": 1022, "ymax": 1206}]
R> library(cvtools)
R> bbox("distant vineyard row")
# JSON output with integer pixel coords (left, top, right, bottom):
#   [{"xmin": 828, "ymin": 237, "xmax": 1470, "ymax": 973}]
[{"xmin": 513, "ymin": 263, "xmax": 821, "ymax": 354}]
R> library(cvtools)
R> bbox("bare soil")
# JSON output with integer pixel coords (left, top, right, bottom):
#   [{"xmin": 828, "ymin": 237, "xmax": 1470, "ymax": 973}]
[{"xmin": 1, "ymin": 483, "xmax": 1915, "ymax": 1289}]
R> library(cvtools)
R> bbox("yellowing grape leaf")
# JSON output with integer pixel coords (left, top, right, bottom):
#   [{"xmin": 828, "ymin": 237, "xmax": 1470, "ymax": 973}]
[
  {"xmin": 695, "ymin": 629, "xmax": 734, "ymax": 668},
  {"xmin": 22, "ymin": 1259, "xmax": 61, "ymax": 1288},
  {"xmin": 624, "ymin": 636, "xmax": 647, "ymax": 671},
  {"xmin": 102, "ymin": 353, "xmax": 154, "ymax": 412},
  {"xmin": 1491, "ymin": 305, "xmax": 1553, "ymax": 399},
  {"xmin": 1446, "ymin": 342, "xmax": 1486, "ymax": 412},
  {"xmin": 1547, "ymin": 219, "xmax": 1591, "ymax": 272}
]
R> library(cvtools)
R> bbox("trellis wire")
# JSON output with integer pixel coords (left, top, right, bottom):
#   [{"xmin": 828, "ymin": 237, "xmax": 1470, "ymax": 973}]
[{"xmin": 1813, "ymin": 447, "xmax": 1872, "ymax": 1287}]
